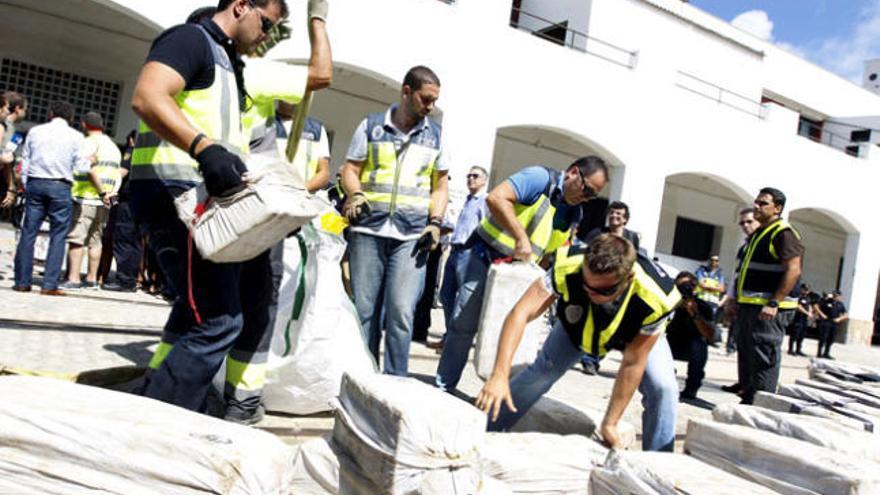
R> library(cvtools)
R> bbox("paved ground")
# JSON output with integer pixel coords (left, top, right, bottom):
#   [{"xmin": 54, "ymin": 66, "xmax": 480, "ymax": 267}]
[{"xmin": 2, "ymin": 222, "xmax": 880, "ymax": 450}]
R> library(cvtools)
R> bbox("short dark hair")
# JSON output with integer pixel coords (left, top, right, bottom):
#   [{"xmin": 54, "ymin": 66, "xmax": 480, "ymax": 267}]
[
  {"xmin": 470, "ymin": 165, "xmax": 488, "ymax": 177},
  {"xmin": 48, "ymin": 100, "xmax": 75, "ymax": 123},
  {"xmin": 3, "ymin": 91, "xmax": 27, "ymax": 112},
  {"xmin": 569, "ymin": 155, "xmax": 609, "ymax": 182},
  {"xmin": 402, "ymin": 66, "xmax": 441, "ymax": 91},
  {"xmin": 739, "ymin": 207, "xmax": 754, "ymax": 216},
  {"xmin": 676, "ymin": 271, "xmax": 697, "ymax": 284},
  {"xmin": 584, "ymin": 233, "xmax": 636, "ymax": 279},
  {"xmin": 217, "ymin": 0, "xmax": 288, "ymax": 18},
  {"xmin": 608, "ymin": 200, "xmax": 630, "ymax": 220},
  {"xmin": 759, "ymin": 187, "xmax": 786, "ymax": 209},
  {"xmin": 187, "ymin": 6, "xmax": 217, "ymax": 23}
]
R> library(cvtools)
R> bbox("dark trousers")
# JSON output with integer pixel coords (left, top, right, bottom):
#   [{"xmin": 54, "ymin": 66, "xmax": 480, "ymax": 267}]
[
  {"xmin": 817, "ymin": 321, "xmax": 837, "ymax": 357},
  {"xmin": 413, "ymin": 247, "xmax": 443, "ymax": 342},
  {"xmin": 726, "ymin": 316, "xmax": 739, "ymax": 354},
  {"xmin": 132, "ymin": 184, "xmax": 274, "ymax": 413},
  {"xmin": 111, "ymin": 200, "xmax": 142, "ymax": 289},
  {"xmin": 788, "ymin": 320, "xmax": 807, "ymax": 353},
  {"xmin": 669, "ymin": 336, "xmax": 708, "ymax": 395},
  {"xmin": 736, "ymin": 305, "xmax": 794, "ymax": 404}
]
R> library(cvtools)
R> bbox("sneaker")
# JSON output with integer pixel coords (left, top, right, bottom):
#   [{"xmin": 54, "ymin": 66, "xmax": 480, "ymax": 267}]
[
  {"xmin": 102, "ymin": 282, "xmax": 136, "ymax": 293},
  {"xmin": 796, "ymin": 351, "xmax": 808, "ymax": 357},
  {"xmin": 59, "ymin": 281, "xmax": 82, "ymax": 290},
  {"xmin": 679, "ymin": 390, "xmax": 698, "ymax": 401},
  {"xmin": 580, "ymin": 361, "xmax": 599, "ymax": 376},
  {"xmin": 224, "ymin": 404, "xmax": 265, "ymax": 426},
  {"xmin": 721, "ymin": 383, "xmax": 742, "ymax": 394},
  {"xmin": 823, "ymin": 355, "xmax": 835, "ymax": 360},
  {"xmin": 80, "ymin": 281, "xmax": 99, "ymax": 290}
]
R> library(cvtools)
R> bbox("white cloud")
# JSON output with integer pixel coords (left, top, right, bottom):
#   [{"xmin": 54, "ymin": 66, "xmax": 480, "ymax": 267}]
[
  {"xmin": 806, "ymin": 0, "xmax": 880, "ymax": 82},
  {"xmin": 731, "ymin": 10, "xmax": 774, "ymax": 41}
]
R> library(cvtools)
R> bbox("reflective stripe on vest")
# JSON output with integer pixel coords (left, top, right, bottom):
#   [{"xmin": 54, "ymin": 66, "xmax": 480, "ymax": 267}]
[
  {"xmin": 357, "ymin": 111, "xmax": 440, "ymax": 232},
  {"xmin": 131, "ymin": 26, "xmax": 244, "ymax": 183},
  {"xmin": 476, "ymin": 168, "xmax": 569, "ymax": 262},
  {"xmin": 553, "ymin": 246, "xmax": 681, "ymax": 357},
  {"xmin": 736, "ymin": 218, "xmax": 801, "ymax": 308},
  {"xmin": 280, "ymin": 118, "xmax": 324, "ymax": 180},
  {"xmin": 72, "ymin": 134, "xmax": 121, "ymax": 200}
]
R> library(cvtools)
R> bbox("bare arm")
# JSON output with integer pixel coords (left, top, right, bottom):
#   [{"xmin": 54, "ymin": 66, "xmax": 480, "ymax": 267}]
[
  {"xmin": 306, "ymin": 19, "xmax": 332, "ymax": 91},
  {"xmin": 430, "ymin": 169, "xmax": 448, "ymax": 219},
  {"xmin": 340, "ymin": 160, "xmax": 364, "ymax": 195},
  {"xmin": 600, "ymin": 332, "xmax": 661, "ymax": 448},
  {"xmin": 476, "ymin": 278, "xmax": 555, "ymax": 420},
  {"xmin": 131, "ymin": 62, "xmax": 212, "ymax": 156},
  {"xmin": 304, "ymin": 157, "xmax": 330, "ymax": 193},
  {"xmin": 486, "ymin": 181, "xmax": 530, "ymax": 261}
]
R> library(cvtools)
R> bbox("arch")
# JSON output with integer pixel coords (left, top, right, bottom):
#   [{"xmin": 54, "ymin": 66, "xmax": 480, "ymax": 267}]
[
  {"xmin": 654, "ymin": 172, "xmax": 753, "ymax": 275},
  {"xmin": 789, "ymin": 206, "xmax": 859, "ymax": 299}
]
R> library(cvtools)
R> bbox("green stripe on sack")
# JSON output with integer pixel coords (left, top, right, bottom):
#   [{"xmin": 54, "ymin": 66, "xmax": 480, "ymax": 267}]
[{"xmin": 283, "ymin": 236, "xmax": 309, "ymax": 357}]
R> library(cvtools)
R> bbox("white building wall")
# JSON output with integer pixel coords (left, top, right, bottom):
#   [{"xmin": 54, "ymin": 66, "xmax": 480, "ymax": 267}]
[{"xmin": 93, "ymin": 0, "xmax": 880, "ymax": 328}]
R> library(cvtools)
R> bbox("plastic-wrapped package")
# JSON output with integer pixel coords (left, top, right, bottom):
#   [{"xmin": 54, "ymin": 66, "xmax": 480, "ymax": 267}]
[
  {"xmin": 754, "ymin": 391, "xmax": 878, "ymax": 433},
  {"xmin": 510, "ymin": 396, "xmax": 636, "ymax": 449}
]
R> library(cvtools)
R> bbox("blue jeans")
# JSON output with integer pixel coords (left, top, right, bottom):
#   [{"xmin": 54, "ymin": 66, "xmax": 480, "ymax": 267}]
[
  {"xmin": 488, "ymin": 322, "xmax": 679, "ymax": 452},
  {"xmin": 349, "ymin": 231, "xmax": 428, "ymax": 376},
  {"xmin": 435, "ymin": 243, "xmax": 491, "ymax": 391},
  {"xmin": 439, "ymin": 246, "xmax": 468, "ymax": 328},
  {"xmin": 14, "ymin": 178, "xmax": 73, "ymax": 290}
]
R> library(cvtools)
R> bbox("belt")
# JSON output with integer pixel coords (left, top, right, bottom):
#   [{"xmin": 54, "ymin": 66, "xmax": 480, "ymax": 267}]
[{"xmin": 31, "ymin": 177, "xmax": 72, "ymax": 185}]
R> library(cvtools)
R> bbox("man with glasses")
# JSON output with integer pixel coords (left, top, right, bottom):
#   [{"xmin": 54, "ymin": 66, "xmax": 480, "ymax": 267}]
[
  {"xmin": 435, "ymin": 157, "xmax": 608, "ymax": 394},
  {"xmin": 733, "ymin": 187, "xmax": 803, "ymax": 404},
  {"xmin": 721, "ymin": 208, "xmax": 759, "ymax": 392},
  {"xmin": 476, "ymin": 234, "xmax": 681, "ymax": 451},
  {"xmin": 127, "ymin": 0, "xmax": 308, "ymax": 412}
]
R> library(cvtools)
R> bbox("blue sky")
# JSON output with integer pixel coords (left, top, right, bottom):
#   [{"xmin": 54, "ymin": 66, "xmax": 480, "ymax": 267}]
[{"xmin": 690, "ymin": 0, "xmax": 880, "ymax": 82}]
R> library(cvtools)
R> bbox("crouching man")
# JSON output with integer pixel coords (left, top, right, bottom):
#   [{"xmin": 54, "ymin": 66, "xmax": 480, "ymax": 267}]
[{"xmin": 476, "ymin": 234, "xmax": 681, "ymax": 451}]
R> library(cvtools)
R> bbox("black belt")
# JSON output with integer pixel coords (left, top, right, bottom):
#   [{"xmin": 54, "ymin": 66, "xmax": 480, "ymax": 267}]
[{"xmin": 32, "ymin": 177, "xmax": 72, "ymax": 185}]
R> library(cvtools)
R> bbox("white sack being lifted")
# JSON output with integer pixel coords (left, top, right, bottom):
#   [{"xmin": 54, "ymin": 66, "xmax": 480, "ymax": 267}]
[
  {"xmin": 474, "ymin": 262, "xmax": 550, "ymax": 379},
  {"xmin": 510, "ymin": 396, "xmax": 637, "ymax": 449},
  {"xmin": 0, "ymin": 376, "xmax": 296, "ymax": 495},
  {"xmin": 712, "ymin": 404, "xmax": 880, "ymax": 463},
  {"xmin": 589, "ymin": 451, "xmax": 778, "ymax": 495},
  {"xmin": 175, "ymin": 156, "xmax": 326, "ymax": 263},
  {"xmin": 333, "ymin": 373, "xmax": 487, "ymax": 494},
  {"xmin": 263, "ymin": 226, "xmax": 376, "ymax": 415},
  {"xmin": 478, "ymin": 432, "xmax": 606, "ymax": 494},
  {"xmin": 753, "ymin": 391, "xmax": 878, "ymax": 432},
  {"xmin": 685, "ymin": 418, "xmax": 880, "ymax": 495}
]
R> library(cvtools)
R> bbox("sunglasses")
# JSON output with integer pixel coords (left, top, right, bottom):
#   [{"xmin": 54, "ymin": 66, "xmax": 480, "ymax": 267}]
[
  {"xmin": 247, "ymin": 0, "xmax": 274, "ymax": 34},
  {"xmin": 466, "ymin": 173, "xmax": 482, "ymax": 179},
  {"xmin": 583, "ymin": 277, "xmax": 626, "ymax": 297},
  {"xmin": 576, "ymin": 168, "xmax": 599, "ymax": 199},
  {"xmin": 754, "ymin": 199, "xmax": 772, "ymax": 207}
]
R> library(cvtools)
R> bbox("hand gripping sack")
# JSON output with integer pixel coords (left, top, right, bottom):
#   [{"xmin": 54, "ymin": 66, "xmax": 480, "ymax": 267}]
[
  {"xmin": 263, "ymin": 225, "xmax": 377, "ymax": 415},
  {"xmin": 175, "ymin": 155, "xmax": 327, "ymax": 263}
]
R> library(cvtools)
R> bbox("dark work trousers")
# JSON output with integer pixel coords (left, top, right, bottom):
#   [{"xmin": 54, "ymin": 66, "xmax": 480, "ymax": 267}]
[
  {"xmin": 669, "ymin": 336, "xmax": 708, "ymax": 396},
  {"xmin": 726, "ymin": 317, "xmax": 739, "ymax": 354},
  {"xmin": 817, "ymin": 320, "xmax": 837, "ymax": 357},
  {"xmin": 111, "ymin": 200, "xmax": 142, "ymax": 289},
  {"xmin": 736, "ymin": 304, "xmax": 794, "ymax": 404},
  {"xmin": 412, "ymin": 246, "xmax": 443, "ymax": 343},
  {"xmin": 132, "ymin": 184, "xmax": 274, "ymax": 413},
  {"xmin": 788, "ymin": 319, "xmax": 807, "ymax": 354},
  {"xmin": 97, "ymin": 204, "xmax": 116, "ymax": 283}
]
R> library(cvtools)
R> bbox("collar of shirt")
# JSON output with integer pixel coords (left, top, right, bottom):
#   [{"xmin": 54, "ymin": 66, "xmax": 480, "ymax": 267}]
[
  {"xmin": 383, "ymin": 105, "xmax": 430, "ymax": 139},
  {"xmin": 466, "ymin": 190, "xmax": 487, "ymax": 201},
  {"xmin": 549, "ymin": 171, "xmax": 565, "ymax": 205}
]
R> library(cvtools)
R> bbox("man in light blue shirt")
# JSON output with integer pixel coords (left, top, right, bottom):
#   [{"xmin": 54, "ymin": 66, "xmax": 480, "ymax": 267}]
[{"xmin": 13, "ymin": 100, "xmax": 91, "ymax": 295}]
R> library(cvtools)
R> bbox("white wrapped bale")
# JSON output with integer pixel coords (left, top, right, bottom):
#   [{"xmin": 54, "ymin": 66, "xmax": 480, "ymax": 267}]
[
  {"xmin": 175, "ymin": 158, "xmax": 326, "ymax": 263},
  {"xmin": 779, "ymin": 383, "xmax": 880, "ymax": 422},
  {"xmin": 809, "ymin": 358, "xmax": 880, "ymax": 385},
  {"xmin": 811, "ymin": 372, "xmax": 880, "ymax": 400},
  {"xmin": 478, "ymin": 432, "xmax": 605, "ymax": 494},
  {"xmin": 712, "ymin": 404, "xmax": 880, "ymax": 462},
  {"xmin": 291, "ymin": 436, "xmax": 340, "ymax": 495},
  {"xmin": 474, "ymin": 262, "xmax": 550, "ymax": 379},
  {"xmin": 796, "ymin": 378, "xmax": 880, "ymax": 409},
  {"xmin": 333, "ymin": 373, "xmax": 486, "ymax": 494},
  {"xmin": 0, "ymin": 376, "xmax": 295, "ymax": 495},
  {"xmin": 589, "ymin": 451, "xmax": 778, "ymax": 494},
  {"xmin": 685, "ymin": 418, "xmax": 880, "ymax": 495},
  {"xmin": 510, "ymin": 396, "xmax": 637, "ymax": 449},
  {"xmin": 753, "ymin": 391, "xmax": 875, "ymax": 433}
]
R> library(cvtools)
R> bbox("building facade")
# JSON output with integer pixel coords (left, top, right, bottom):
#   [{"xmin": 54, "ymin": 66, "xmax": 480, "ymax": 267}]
[{"xmin": 2, "ymin": 0, "xmax": 878, "ymax": 343}]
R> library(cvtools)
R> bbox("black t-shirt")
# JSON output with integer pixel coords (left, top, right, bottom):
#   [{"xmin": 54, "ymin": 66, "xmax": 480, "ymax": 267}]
[
  {"xmin": 818, "ymin": 299, "xmax": 846, "ymax": 321},
  {"xmin": 794, "ymin": 295, "xmax": 812, "ymax": 323},
  {"xmin": 667, "ymin": 298, "xmax": 714, "ymax": 342},
  {"xmin": 117, "ymin": 143, "xmax": 133, "ymax": 200}
]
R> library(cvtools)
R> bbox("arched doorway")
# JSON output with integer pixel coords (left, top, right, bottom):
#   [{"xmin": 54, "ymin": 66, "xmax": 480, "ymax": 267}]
[{"xmin": 788, "ymin": 207, "xmax": 859, "ymax": 303}]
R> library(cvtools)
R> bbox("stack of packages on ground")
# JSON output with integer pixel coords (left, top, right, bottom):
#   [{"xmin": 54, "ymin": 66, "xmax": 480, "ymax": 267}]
[
  {"xmin": 474, "ymin": 262, "xmax": 550, "ymax": 379},
  {"xmin": 680, "ymin": 357, "xmax": 880, "ymax": 495},
  {"xmin": 0, "ymin": 376, "xmax": 296, "ymax": 494}
]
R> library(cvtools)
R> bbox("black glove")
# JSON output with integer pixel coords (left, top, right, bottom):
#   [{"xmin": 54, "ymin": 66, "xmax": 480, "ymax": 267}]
[
  {"xmin": 196, "ymin": 144, "xmax": 247, "ymax": 197},
  {"xmin": 417, "ymin": 219, "xmax": 442, "ymax": 252}
]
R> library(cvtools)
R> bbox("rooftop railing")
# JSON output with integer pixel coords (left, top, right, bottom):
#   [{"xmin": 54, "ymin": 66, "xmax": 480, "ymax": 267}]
[
  {"xmin": 509, "ymin": 7, "xmax": 638, "ymax": 69},
  {"xmin": 675, "ymin": 70, "xmax": 765, "ymax": 119}
]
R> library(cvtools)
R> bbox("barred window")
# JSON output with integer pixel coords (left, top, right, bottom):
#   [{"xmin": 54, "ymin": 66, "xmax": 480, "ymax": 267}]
[{"xmin": 0, "ymin": 58, "xmax": 121, "ymax": 135}]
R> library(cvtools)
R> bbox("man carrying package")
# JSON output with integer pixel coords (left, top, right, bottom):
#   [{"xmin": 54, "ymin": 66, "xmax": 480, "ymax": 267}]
[{"xmin": 476, "ymin": 234, "xmax": 681, "ymax": 451}]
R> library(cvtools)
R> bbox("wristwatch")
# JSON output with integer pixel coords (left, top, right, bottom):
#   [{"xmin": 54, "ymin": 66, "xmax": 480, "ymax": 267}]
[{"xmin": 767, "ymin": 300, "xmax": 779, "ymax": 309}]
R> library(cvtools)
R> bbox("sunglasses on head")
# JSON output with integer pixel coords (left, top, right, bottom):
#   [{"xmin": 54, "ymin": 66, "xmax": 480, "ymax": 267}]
[
  {"xmin": 247, "ymin": 0, "xmax": 274, "ymax": 34},
  {"xmin": 583, "ymin": 277, "xmax": 626, "ymax": 297},
  {"xmin": 576, "ymin": 168, "xmax": 598, "ymax": 199}
]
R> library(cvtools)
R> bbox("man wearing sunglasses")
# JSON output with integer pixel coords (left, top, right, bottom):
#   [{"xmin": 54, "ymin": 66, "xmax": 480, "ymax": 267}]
[
  {"xmin": 734, "ymin": 187, "xmax": 803, "ymax": 404},
  {"xmin": 435, "ymin": 157, "xmax": 608, "ymax": 394},
  {"xmin": 475, "ymin": 234, "xmax": 681, "ymax": 451},
  {"xmin": 127, "ymin": 0, "xmax": 301, "ymax": 413}
]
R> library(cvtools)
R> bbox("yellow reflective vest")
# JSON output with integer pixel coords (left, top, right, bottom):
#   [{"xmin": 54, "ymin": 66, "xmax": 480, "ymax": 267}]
[
  {"xmin": 131, "ymin": 25, "xmax": 244, "ymax": 185},
  {"xmin": 552, "ymin": 245, "xmax": 681, "ymax": 357},
  {"xmin": 476, "ymin": 167, "xmax": 571, "ymax": 262},
  {"xmin": 72, "ymin": 133, "xmax": 121, "ymax": 201},
  {"xmin": 736, "ymin": 218, "xmax": 801, "ymax": 309}
]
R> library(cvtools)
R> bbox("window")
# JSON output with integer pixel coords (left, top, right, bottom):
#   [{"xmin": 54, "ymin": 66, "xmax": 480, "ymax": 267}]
[
  {"xmin": 797, "ymin": 116, "xmax": 822, "ymax": 143},
  {"xmin": 533, "ymin": 21, "xmax": 568, "ymax": 46},
  {"xmin": 671, "ymin": 217, "xmax": 716, "ymax": 261},
  {"xmin": 0, "ymin": 58, "xmax": 122, "ymax": 135}
]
